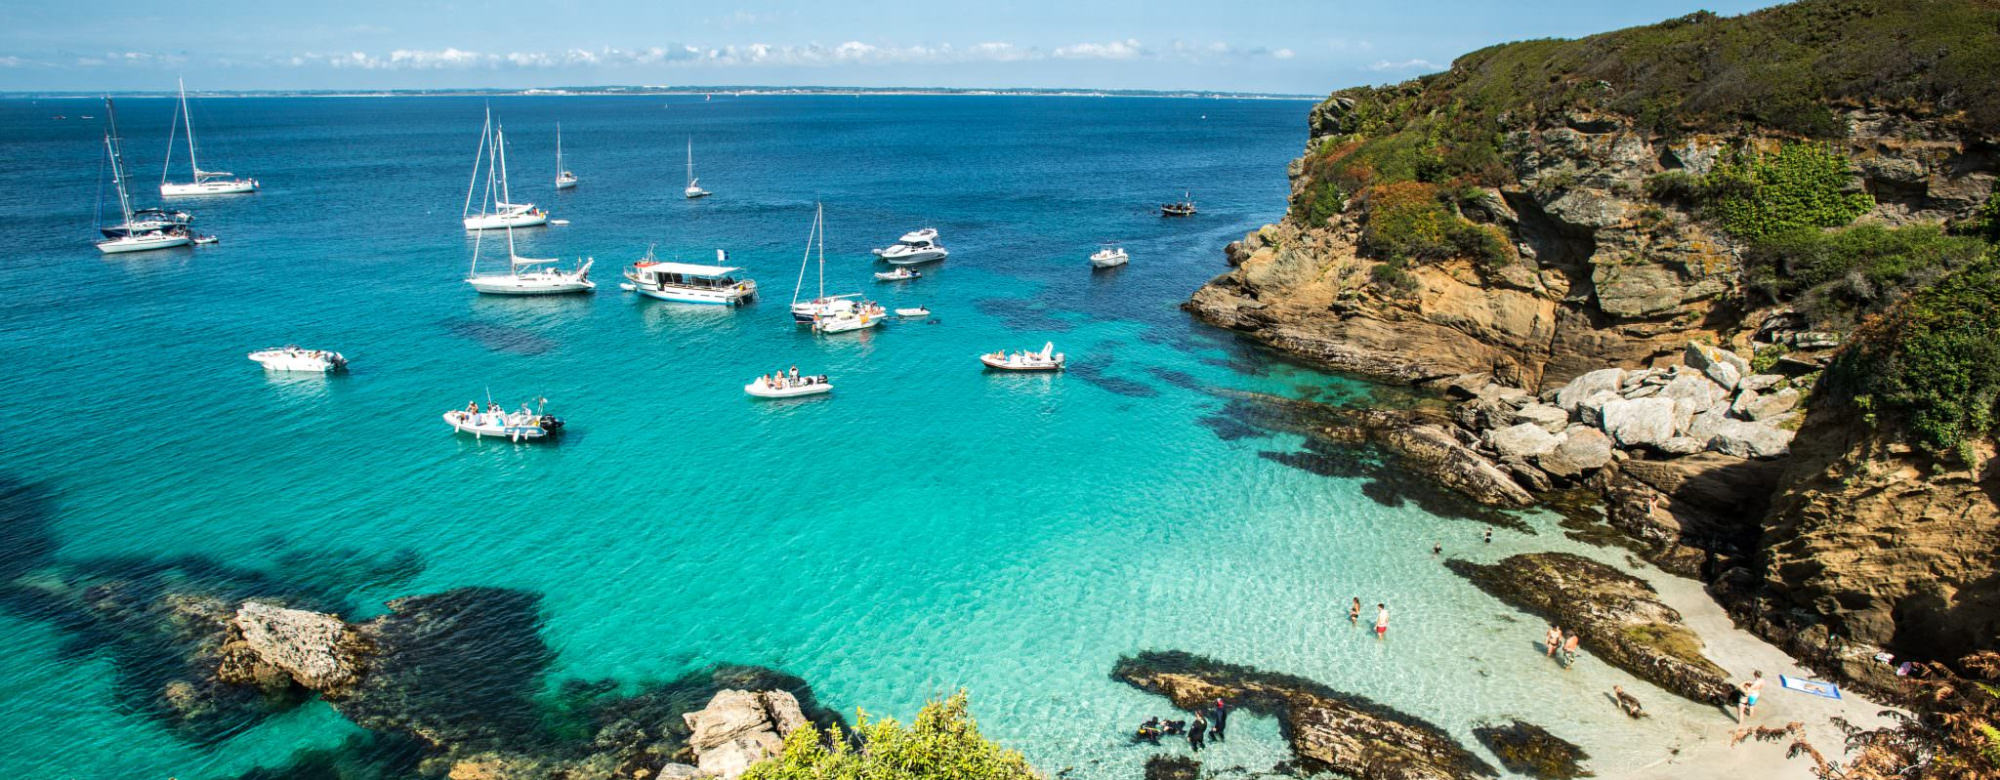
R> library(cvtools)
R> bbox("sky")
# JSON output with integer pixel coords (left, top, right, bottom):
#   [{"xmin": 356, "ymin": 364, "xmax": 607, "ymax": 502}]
[{"xmin": 0, "ymin": 0, "xmax": 1784, "ymax": 94}]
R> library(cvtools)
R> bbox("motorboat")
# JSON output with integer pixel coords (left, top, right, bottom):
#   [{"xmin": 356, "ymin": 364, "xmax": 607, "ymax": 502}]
[
  {"xmin": 464, "ymin": 125, "xmax": 593, "ymax": 296},
  {"xmin": 93, "ymin": 99, "xmax": 195, "ymax": 254},
  {"xmin": 981, "ymin": 342, "xmax": 1065, "ymax": 371},
  {"xmin": 1090, "ymin": 246, "xmax": 1129, "ymax": 268},
  {"xmin": 160, "ymin": 78, "xmax": 258, "ymax": 196},
  {"xmin": 1161, "ymin": 192, "xmax": 1197, "ymax": 217},
  {"xmin": 873, "ymin": 229, "xmax": 948, "ymax": 265},
  {"xmin": 745, "ymin": 373, "xmax": 832, "ymax": 399},
  {"xmin": 443, "ymin": 400, "xmax": 564, "ymax": 442},
  {"xmin": 812, "ymin": 309, "xmax": 881, "ymax": 334},
  {"xmin": 684, "ymin": 137, "xmax": 710, "ymax": 198},
  {"xmin": 622, "ymin": 251, "xmax": 756, "ymax": 305},
  {"xmin": 248, "ymin": 346, "xmax": 346, "ymax": 372},
  {"xmin": 875, "ymin": 267, "xmax": 921, "ymax": 282},
  {"xmin": 462, "ymin": 109, "xmax": 550, "ymax": 231},
  {"xmin": 895, "ymin": 306, "xmax": 931, "ymax": 318},
  {"xmin": 555, "ymin": 123, "xmax": 578, "ymax": 190},
  {"xmin": 192, "ymin": 234, "xmax": 220, "ymax": 245},
  {"xmin": 788, "ymin": 204, "xmax": 882, "ymax": 323}
]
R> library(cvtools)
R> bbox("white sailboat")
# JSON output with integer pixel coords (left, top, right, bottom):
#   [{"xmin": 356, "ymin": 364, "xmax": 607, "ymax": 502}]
[
  {"xmin": 160, "ymin": 79, "xmax": 257, "ymax": 197},
  {"xmin": 465, "ymin": 124, "xmax": 593, "ymax": 295},
  {"xmin": 683, "ymin": 137, "xmax": 710, "ymax": 199},
  {"xmin": 462, "ymin": 108, "xmax": 549, "ymax": 231},
  {"xmin": 97, "ymin": 99, "xmax": 191, "ymax": 254},
  {"xmin": 555, "ymin": 123, "xmax": 577, "ymax": 190},
  {"xmin": 788, "ymin": 203, "xmax": 883, "ymax": 325}
]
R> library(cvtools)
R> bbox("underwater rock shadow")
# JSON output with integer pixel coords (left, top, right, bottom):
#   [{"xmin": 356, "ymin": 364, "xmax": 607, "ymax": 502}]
[
  {"xmin": 1257, "ymin": 438, "xmax": 1530, "ymax": 531},
  {"xmin": 440, "ymin": 318, "xmax": 558, "ymax": 356}
]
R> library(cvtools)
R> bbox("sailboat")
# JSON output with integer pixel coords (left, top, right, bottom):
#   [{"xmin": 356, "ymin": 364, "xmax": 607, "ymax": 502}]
[
  {"xmin": 683, "ymin": 137, "xmax": 710, "ymax": 199},
  {"xmin": 555, "ymin": 123, "xmax": 577, "ymax": 190},
  {"xmin": 462, "ymin": 108, "xmax": 549, "ymax": 231},
  {"xmin": 788, "ymin": 204, "xmax": 883, "ymax": 329},
  {"xmin": 160, "ymin": 79, "xmax": 258, "ymax": 196},
  {"xmin": 464, "ymin": 124, "xmax": 593, "ymax": 295},
  {"xmin": 97, "ymin": 99, "xmax": 192, "ymax": 254}
]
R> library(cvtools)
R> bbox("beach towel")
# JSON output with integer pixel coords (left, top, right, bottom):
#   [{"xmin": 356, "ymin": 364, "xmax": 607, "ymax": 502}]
[{"xmin": 1779, "ymin": 675, "xmax": 1842, "ymax": 700}]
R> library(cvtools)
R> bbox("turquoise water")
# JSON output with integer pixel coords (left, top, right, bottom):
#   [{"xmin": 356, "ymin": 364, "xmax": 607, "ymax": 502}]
[{"xmin": 2, "ymin": 95, "xmax": 1722, "ymax": 778}]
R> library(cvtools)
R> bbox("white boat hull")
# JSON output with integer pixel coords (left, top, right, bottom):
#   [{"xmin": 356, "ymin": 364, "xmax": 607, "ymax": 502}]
[
  {"xmin": 875, "ymin": 270, "xmax": 920, "ymax": 281},
  {"xmin": 685, "ymin": 188, "xmax": 710, "ymax": 199},
  {"xmin": 463, "ymin": 211, "xmax": 549, "ymax": 231},
  {"xmin": 249, "ymin": 349, "xmax": 345, "ymax": 372},
  {"xmin": 97, "ymin": 233, "xmax": 191, "ymax": 254},
  {"xmin": 813, "ymin": 314, "xmax": 881, "ymax": 333},
  {"xmin": 895, "ymin": 307, "xmax": 931, "ymax": 318},
  {"xmin": 467, "ymin": 273, "xmax": 595, "ymax": 295},
  {"xmin": 877, "ymin": 247, "xmax": 949, "ymax": 265},
  {"xmin": 745, "ymin": 380, "xmax": 832, "ymax": 399},
  {"xmin": 442, "ymin": 411, "xmax": 558, "ymax": 441},
  {"xmin": 161, "ymin": 179, "xmax": 257, "ymax": 196},
  {"xmin": 1090, "ymin": 254, "xmax": 1128, "ymax": 268},
  {"xmin": 981, "ymin": 352, "xmax": 1065, "ymax": 371}
]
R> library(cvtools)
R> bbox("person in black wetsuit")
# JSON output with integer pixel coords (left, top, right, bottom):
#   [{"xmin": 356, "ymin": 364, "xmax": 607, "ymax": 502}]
[
  {"xmin": 1188, "ymin": 712, "xmax": 1208, "ymax": 751},
  {"xmin": 1212, "ymin": 697, "xmax": 1230, "ymax": 741},
  {"xmin": 1135, "ymin": 717, "xmax": 1162, "ymax": 744}
]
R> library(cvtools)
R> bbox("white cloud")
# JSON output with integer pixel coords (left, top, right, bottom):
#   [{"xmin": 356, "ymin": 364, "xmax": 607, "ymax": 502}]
[
  {"xmin": 1053, "ymin": 39, "xmax": 1145, "ymax": 60},
  {"xmin": 1273, "ymin": 48, "xmax": 1295, "ymax": 60},
  {"xmin": 1366, "ymin": 58, "xmax": 1440, "ymax": 72}
]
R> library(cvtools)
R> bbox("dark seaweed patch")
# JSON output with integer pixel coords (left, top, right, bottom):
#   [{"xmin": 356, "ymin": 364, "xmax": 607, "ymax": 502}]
[{"xmin": 442, "ymin": 319, "xmax": 557, "ymax": 355}]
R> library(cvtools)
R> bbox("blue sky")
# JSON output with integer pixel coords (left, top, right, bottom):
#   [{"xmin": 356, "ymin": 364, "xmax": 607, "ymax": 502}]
[{"xmin": 1, "ymin": 0, "xmax": 1782, "ymax": 93}]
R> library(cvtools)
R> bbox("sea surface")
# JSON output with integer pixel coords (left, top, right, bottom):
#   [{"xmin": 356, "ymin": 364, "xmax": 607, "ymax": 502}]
[{"xmin": 1, "ymin": 94, "xmax": 1724, "ymax": 778}]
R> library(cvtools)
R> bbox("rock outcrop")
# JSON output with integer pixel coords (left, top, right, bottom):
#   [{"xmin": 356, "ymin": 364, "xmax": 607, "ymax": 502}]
[
  {"xmin": 1470, "ymin": 721, "xmax": 1591, "ymax": 780},
  {"xmin": 1113, "ymin": 650, "xmax": 1497, "ymax": 780},
  {"xmin": 1448, "ymin": 553, "xmax": 1733, "ymax": 704},
  {"xmin": 227, "ymin": 601, "xmax": 368, "ymax": 693},
  {"xmin": 682, "ymin": 689, "xmax": 809, "ymax": 779}
]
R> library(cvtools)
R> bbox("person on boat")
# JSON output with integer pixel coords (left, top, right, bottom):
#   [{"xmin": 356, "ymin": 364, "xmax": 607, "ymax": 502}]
[
  {"xmin": 466, "ymin": 401, "xmax": 479, "ymax": 415},
  {"xmin": 789, "ymin": 366, "xmax": 799, "ymax": 382}
]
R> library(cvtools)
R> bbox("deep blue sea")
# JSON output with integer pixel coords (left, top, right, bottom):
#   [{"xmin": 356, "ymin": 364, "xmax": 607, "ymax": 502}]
[{"xmin": 0, "ymin": 94, "xmax": 1721, "ymax": 778}]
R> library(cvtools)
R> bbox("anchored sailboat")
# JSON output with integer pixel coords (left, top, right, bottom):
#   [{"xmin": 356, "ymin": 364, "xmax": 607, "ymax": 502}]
[
  {"xmin": 97, "ymin": 98, "xmax": 192, "ymax": 254},
  {"xmin": 160, "ymin": 78, "xmax": 258, "ymax": 196},
  {"xmin": 462, "ymin": 108, "xmax": 549, "ymax": 231},
  {"xmin": 555, "ymin": 122, "xmax": 577, "ymax": 190},
  {"xmin": 465, "ymin": 124, "xmax": 593, "ymax": 295},
  {"xmin": 683, "ymin": 137, "xmax": 709, "ymax": 199}
]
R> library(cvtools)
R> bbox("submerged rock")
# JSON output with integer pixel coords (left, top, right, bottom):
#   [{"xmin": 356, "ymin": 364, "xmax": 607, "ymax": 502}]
[
  {"xmin": 1144, "ymin": 754, "xmax": 1201, "ymax": 780},
  {"xmin": 1471, "ymin": 721, "xmax": 1592, "ymax": 779},
  {"xmin": 1447, "ymin": 553, "xmax": 1732, "ymax": 704},
  {"xmin": 1112, "ymin": 650, "xmax": 1497, "ymax": 780}
]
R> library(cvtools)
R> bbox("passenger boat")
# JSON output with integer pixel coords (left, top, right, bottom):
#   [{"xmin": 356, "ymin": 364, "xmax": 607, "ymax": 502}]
[
  {"xmin": 789, "ymin": 204, "xmax": 883, "ymax": 323},
  {"xmin": 872, "ymin": 228, "xmax": 949, "ymax": 265},
  {"xmin": 554, "ymin": 122, "xmax": 578, "ymax": 190},
  {"xmin": 875, "ymin": 267, "xmax": 921, "ymax": 282},
  {"xmin": 1160, "ymin": 193, "xmax": 1197, "ymax": 217},
  {"xmin": 443, "ymin": 401, "xmax": 564, "ymax": 442},
  {"xmin": 980, "ymin": 342, "xmax": 1065, "ymax": 371},
  {"xmin": 622, "ymin": 250, "xmax": 756, "ymax": 305},
  {"xmin": 462, "ymin": 109, "xmax": 550, "ymax": 231},
  {"xmin": 160, "ymin": 78, "xmax": 258, "ymax": 196},
  {"xmin": 1089, "ymin": 245, "xmax": 1129, "ymax": 268},
  {"xmin": 248, "ymin": 346, "xmax": 346, "ymax": 372},
  {"xmin": 745, "ymin": 373, "xmax": 832, "ymax": 398},
  {"xmin": 94, "ymin": 99, "xmax": 193, "ymax": 254}
]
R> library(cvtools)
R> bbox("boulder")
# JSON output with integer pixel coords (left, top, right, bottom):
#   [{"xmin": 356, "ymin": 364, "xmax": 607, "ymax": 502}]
[
  {"xmin": 1487, "ymin": 423, "xmax": 1562, "ymax": 459},
  {"xmin": 1456, "ymin": 397, "xmax": 1517, "ymax": 432},
  {"xmin": 1622, "ymin": 384, "xmax": 1663, "ymax": 399},
  {"xmin": 1738, "ymin": 373, "xmax": 1785, "ymax": 392},
  {"xmin": 1655, "ymin": 437, "xmax": 1707, "ymax": 456},
  {"xmin": 1574, "ymin": 391, "xmax": 1621, "ymax": 428},
  {"xmin": 1538, "ymin": 427, "xmax": 1612, "ymax": 478},
  {"xmin": 1683, "ymin": 343, "xmax": 1747, "ymax": 390},
  {"xmin": 1599, "ymin": 397, "xmax": 1677, "ymax": 448},
  {"xmin": 1707, "ymin": 420, "xmax": 1794, "ymax": 458},
  {"xmin": 230, "ymin": 602, "xmax": 368, "ymax": 694},
  {"xmin": 1733, "ymin": 387, "xmax": 1800, "ymax": 421},
  {"xmin": 1511, "ymin": 404, "xmax": 1571, "ymax": 433},
  {"xmin": 683, "ymin": 690, "xmax": 809, "ymax": 780},
  {"xmin": 1500, "ymin": 456, "xmax": 1555, "ymax": 493},
  {"xmin": 1556, "ymin": 369, "xmax": 1623, "ymax": 412},
  {"xmin": 1685, "ymin": 408, "xmax": 1731, "ymax": 443},
  {"xmin": 1658, "ymin": 373, "xmax": 1727, "ymax": 433}
]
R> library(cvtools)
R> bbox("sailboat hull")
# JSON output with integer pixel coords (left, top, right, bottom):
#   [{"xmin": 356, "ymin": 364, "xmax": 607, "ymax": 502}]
[
  {"xmin": 97, "ymin": 233, "xmax": 191, "ymax": 254},
  {"xmin": 463, "ymin": 211, "xmax": 549, "ymax": 231},
  {"xmin": 466, "ymin": 274, "xmax": 595, "ymax": 295},
  {"xmin": 161, "ymin": 179, "xmax": 257, "ymax": 196}
]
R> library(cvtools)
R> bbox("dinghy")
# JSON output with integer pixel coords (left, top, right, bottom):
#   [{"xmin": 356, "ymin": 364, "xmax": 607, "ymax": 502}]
[
  {"xmin": 895, "ymin": 306, "xmax": 931, "ymax": 318},
  {"xmin": 248, "ymin": 346, "xmax": 346, "ymax": 372},
  {"xmin": 443, "ymin": 400, "xmax": 563, "ymax": 442},
  {"xmin": 745, "ymin": 373, "xmax": 832, "ymax": 399},
  {"xmin": 980, "ymin": 342, "xmax": 1064, "ymax": 371},
  {"xmin": 875, "ymin": 267, "xmax": 921, "ymax": 282}
]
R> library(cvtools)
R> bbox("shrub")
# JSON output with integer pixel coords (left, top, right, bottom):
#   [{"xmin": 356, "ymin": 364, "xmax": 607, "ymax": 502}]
[
  {"xmin": 1644, "ymin": 171, "xmax": 1703, "ymax": 202},
  {"xmin": 1360, "ymin": 182, "xmax": 1455, "ymax": 261},
  {"xmin": 1743, "ymin": 223, "xmax": 1986, "ymax": 325},
  {"xmin": 1449, "ymin": 221, "xmax": 1517, "ymax": 268},
  {"xmin": 1700, "ymin": 144, "xmax": 1874, "ymax": 241},
  {"xmin": 743, "ymin": 693, "xmax": 1038, "ymax": 780},
  {"xmin": 1821, "ymin": 254, "xmax": 2000, "ymax": 457},
  {"xmin": 1296, "ymin": 180, "xmax": 1348, "ymax": 225},
  {"xmin": 1369, "ymin": 259, "xmax": 1422, "ymax": 295}
]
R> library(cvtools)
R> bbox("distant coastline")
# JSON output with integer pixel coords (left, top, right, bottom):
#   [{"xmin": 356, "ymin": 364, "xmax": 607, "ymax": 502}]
[{"xmin": 2, "ymin": 85, "xmax": 1320, "ymax": 101}]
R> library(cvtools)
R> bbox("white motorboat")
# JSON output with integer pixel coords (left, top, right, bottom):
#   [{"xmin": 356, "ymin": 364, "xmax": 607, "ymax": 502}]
[
  {"xmin": 980, "ymin": 342, "xmax": 1065, "ymax": 371},
  {"xmin": 788, "ymin": 204, "xmax": 882, "ymax": 323},
  {"xmin": 555, "ymin": 122, "xmax": 578, "ymax": 190},
  {"xmin": 1089, "ymin": 246, "xmax": 1129, "ymax": 268},
  {"xmin": 443, "ymin": 400, "xmax": 564, "ymax": 442},
  {"xmin": 684, "ymin": 137, "xmax": 710, "ymax": 198},
  {"xmin": 94, "ymin": 99, "xmax": 194, "ymax": 254},
  {"xmin": 895, "ymin": 306, "xmax": 931, "ymax": 318},
  {"xmin": 874, "ymin": 267, "xmax": 921, "ymax": 282},
  {"xmin": 812, "ymin": 310, "xmax": 881, "ymax": 334},
  {"xmin": 160, "ymin": 79, "xmax": 258, "ymax": 196},
  {"xmin": 872, "ymin": 229, "xmax": 949, "ymax": 265},
  {"xmin": 745, "ymin": 373, "xmax": 832, "ymax": 399},
  {"xmin": 622, "ymin": 250, "xmax": 756, "ymax": 305},
  {"xmin": 462, "ymin": 109, "xmax": 549, "ymax": 231},
  {"xmin": 464, "ymin": 125, "xmax": 593, "ymax": 296},
  {"xmin": 248, "ymin": 346, "xmax": 346, "ymax": 372}
]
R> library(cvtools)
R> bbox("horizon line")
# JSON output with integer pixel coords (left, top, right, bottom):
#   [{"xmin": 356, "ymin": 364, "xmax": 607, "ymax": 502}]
[{"xmin": 1, "ymin": 84, "xmax": 1326, "ymax": 100}]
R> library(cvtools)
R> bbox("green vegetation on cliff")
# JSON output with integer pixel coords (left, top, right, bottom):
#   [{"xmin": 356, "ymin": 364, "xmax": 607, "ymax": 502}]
[
  {"xmin": 1647, "ymin": 143, "xmax": 1874, "ymax": 240},
  {"xmin": 1744, "ymin": 223, "xmax": 1987, "ymax": 324},
  {"xmin": 744, "ymin": 693, "xmax": 1039, "ymax": 780},
  {"xmin": 1823, "ymin": 254, "xmax": 2000, "ymax": 457}
]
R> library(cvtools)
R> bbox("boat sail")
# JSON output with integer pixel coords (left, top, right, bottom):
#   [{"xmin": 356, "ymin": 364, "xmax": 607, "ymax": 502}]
[
  {"xmin": 462, "ymin": 108, "xmax": 549, "ymax": 231},
  {"xmin": 684, "ymin": 137, "xmax": 709, "ymax": 199},
  {"xmin": 97, "ymin": 99, "xmax": 191, "ymax": 254},
  {"xmin": 788, "ymin": 203, "xmax": 883, "ymax": 325},
  {"xmin": 555, "ymin": 122, "xmax": 577, "ymax": 190},
  {"xmin": 160, "ymin": 78, "xmax": 258, "ymax": 196},
  {"xmin": 465, "ymin": 123, "xmax": 593, "ymax": 295}
]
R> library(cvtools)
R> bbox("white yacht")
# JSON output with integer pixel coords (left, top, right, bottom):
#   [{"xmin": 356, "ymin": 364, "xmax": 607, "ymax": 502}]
[
  {"xmin": 621, "ymin": 251, "xmax": 756, "ymax": 305},
  {"xmin": 789, "ymin": 204, "xmax": 884, "ymax": 323},
  {"xmin": 248, "ymin": 347, "xmax": 346, "ymax": 372},
  {"xmin": 745, "ymin": 373, "xmax": 832, "ymax": 399},
  {"xmin": 555, "ymin": 123, "xmax": 578, "ymax": 190},
  {"xmin": 980, "ymin": 342, "xmax": 1065, "ymax": 371},
  {"xmin": 464, "ymin": 125, "xmax": 594, "ymax": 296},
  {"xmin": 684, "ymin": 137, "xmax": 709, "ymax": 198},
  {"xmin": 462, "ymin": 109, "xmax": 549, "ymax": 231},
  {"xmin": 872, "ymin": 228, "xmax": 949, "ymax": 265},
  {"xmin": 160, "ymin": 78, "xmax": 258, "ymax": 196},
  {"xmin": 1090, "ymin": 245, "xmax": 1129, "ymax": 268},
  {"xmin": 443, "ymin": 400, "xmax": 564, "ymax": 442},
  {"xmin": 95, "ymin": 99, "xmax": 192, "ymax": 254}
]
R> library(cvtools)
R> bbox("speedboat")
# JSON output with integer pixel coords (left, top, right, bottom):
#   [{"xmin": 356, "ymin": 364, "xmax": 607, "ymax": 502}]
[
  {"xmin": 1161, "ymin": 193, "xmax": 1197, "ymax": 217},
  {"xmin": 875, "ymin": 267, "xmax": 921, "ymax": 282},
  {"xmin": 745, "ymin": 373, "xmax": 832, "ymax": 399},
  {"xmin": 872, "ymin": 229, "xmax": 948, "ymax": 265},
  {"xmin": 249, "ymin": 346, "xmax": 346, "ymax": 372},
  {"xmin": 1090, "ymin": 246, "xmax": 1129, "ymax": 268},
  {"xmin": 443, "ymin": 401, "xmax": 563, "ymax": 442},
  {"xmin": 622, "ymin": 251, "xmax": 756, "ymax": 305},
  {"xmin": 812, "ymin": 309, "xmax": 881, "ymax": 334},
  {"xmin": 895, "ymin": 306, "xmax": 931, "ymax": 318},
  {"xmin": 980, "ymin": 342, "xmax": 1065, "ymax": 371}
]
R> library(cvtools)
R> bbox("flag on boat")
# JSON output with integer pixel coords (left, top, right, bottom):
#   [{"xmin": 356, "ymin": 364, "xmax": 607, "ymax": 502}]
[
  {"xmin": 1778, "ymin": 675, "xmax": 1842, "ymax": 700},
  {"xmin": 716, "ymin": 249, "xmax": 728, "ymax": 263}
]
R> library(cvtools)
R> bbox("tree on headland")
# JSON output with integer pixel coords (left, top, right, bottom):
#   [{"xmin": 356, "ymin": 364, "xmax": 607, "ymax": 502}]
[{"xmin": 743, "ymin": 692, "xmax": 1041, "ymax": 780}]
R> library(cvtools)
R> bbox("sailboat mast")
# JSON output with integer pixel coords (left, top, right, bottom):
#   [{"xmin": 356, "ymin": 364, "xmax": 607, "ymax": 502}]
[
  {"xmin": 497, "ymin": 123, "xmax": 514, "ymax": 207},
  {"xmin": 161, "ymin": 101, "xmax": 178, "ymax": 185},
  {"xmin": 555, "ymin": 122, "xmax": 562, "ymax": 180},
  {"xmin": 816, "ymin": 203, "xmax": 825, "ymax": 299},
  {"xmin": 464, "ymin": 108, "xmax": 490, "ymax": 219},
  {"xmin": 686, "ymin": 137, "xmax": 694, "ymax": 186},
  {"xmin": 104, "ymin": 99, "xmax": 135, "ymax": 225},
  {"xmin": 179, "ymin": 78, "xmax": 200, "ymax": 180},
  {"xmin": 792, "ymin": 204, "xmax": 817, "ymax": 306}
]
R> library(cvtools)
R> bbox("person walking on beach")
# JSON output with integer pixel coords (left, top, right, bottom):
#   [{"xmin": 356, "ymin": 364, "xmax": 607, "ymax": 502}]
[
  {"xmin": 1561, "ymin": 632, "xmax": 1581, "ymax": 666},
  {"xmin": 1374, "ymin": 603, "xmax": 1390, "ymax": 638},
  {"xmin": 1188, "ymin": 712, "xmax": 1208, "ymax": 751},
  {"xmin": 1545, "ymin": 624, "xmax": 1563, "ymax": 657},
  {"xmin": 1212, "ymin": 698, "xmax": 1230, "ymax": 741},
  {"xmin": 1737, "ymin": 671, "xmax": 1765, "ymax": 721},
  {"xmin": 1349, "ymin": 597, "xmax": 1362, "ymax": 625}
]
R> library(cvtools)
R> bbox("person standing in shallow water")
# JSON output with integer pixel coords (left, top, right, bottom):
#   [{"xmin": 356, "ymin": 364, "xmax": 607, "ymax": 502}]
[
  {"xmin": 1545, "ymin": 624, "xmax": 1563, "ymax": 657},
  {"xmin": 1375, "ymin": 603, "xmax": 1390, "ymax": 638},
  {"xmin": 1561, "ymin": 632, "xmax": 1581, "ymax": 666},
  {"xmin": 1484, "ymin": 529, "xmax": 1493, "ymax": 544},
  {"xmin": 1212, "ymin": 698, "xmax": 1230, "ymax": 741},
  {"xmin": 1188, "ymin": 711, "xmax": 1208, "ymax": 751},
  {"xmin": 1349, "ymin": 597, "xmax": 1362, "ymax": 625}
]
